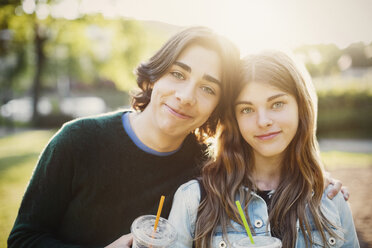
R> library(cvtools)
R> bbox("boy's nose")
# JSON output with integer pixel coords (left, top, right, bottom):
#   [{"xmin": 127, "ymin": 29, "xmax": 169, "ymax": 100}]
[{"xmin": 175, "ymin": 84, "xmax": 197, "ymax": 105}]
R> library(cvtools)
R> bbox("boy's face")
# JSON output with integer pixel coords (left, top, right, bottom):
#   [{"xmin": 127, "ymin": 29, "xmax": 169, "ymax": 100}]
[{"xmin": 146, "ymin": 44, "xmax": 222, "ymax": 139}]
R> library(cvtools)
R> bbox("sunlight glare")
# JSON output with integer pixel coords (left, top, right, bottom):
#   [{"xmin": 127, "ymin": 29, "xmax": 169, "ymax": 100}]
[
  {"xmin": 44, "ymin": 0, "xmax": 372, "ymax": 53},
  {"xmin": 209, "ymin": 0, "xmax": 292, "ymax": 56},
  {"xmin": 50, "ymin": 0, "xmax": 80, "ymax": 20},
  {"xmin": 80, "ymin": 0, "xmax": 119, "ymax": 18},
  {"xmin": 36, "ymin": 4, "xmax": 50, "ymax": 20},
  {"xmin": 22, "ymin": 0, "xmax": 36, "ymax": 14}
]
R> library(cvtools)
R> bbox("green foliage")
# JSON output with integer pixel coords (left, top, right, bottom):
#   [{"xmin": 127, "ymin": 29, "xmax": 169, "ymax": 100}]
[
  {"xmin": 0, "ymin": 4, "xmax": 160, "ymax": 96},
  {"xmin": 295, "ymin": 44, "xmax": 342, "ymax": 76},
  {"xmin": 317, "ymin": 91, "xmax": 372, "ymax": 138},
  {"xmin": 41, "ymin": 15, "xmax": 148, "ymax": 91},
  {"xmin": 295, "ymin": 41, "xmax": 372, "ymax": 79},
  {"xmin": 95, "ymin": 18, "xmax": 146, "ymax": 91},
  {"xmin": 344, "ymin": 42, "xmax": 372, "ymax": 67},
  {"xmin": 0, "ymin": 4, "xmax": 33, "ymax": 94},
  {"xmin": 1, "ymin": 1, "xmax": 171, "ymax": 125}
]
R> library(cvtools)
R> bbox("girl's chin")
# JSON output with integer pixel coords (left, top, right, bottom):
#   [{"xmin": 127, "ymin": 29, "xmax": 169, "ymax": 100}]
[{"xmin": 256, "ymin": 149, "xmax": 285, "ymax": 158}]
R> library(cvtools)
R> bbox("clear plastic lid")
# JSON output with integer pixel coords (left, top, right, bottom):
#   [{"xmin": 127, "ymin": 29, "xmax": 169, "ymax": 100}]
[
  {"xmin": 131, "ymin": 215, "xmax": 177, "ymax": 247},
  {"xmin": 232, "ymin": 236, "xmax": 282, "ymax": 248}
]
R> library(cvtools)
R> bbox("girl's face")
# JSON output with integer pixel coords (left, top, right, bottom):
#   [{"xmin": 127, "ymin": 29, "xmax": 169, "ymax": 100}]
[{"xmin": 235, "ymin": 81, "xmax": 299, "ymax": 159}]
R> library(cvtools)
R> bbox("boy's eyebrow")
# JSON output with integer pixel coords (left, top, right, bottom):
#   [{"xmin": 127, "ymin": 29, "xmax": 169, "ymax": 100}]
[
  {"xmin": 235, "ymin": 93, "xmax": 287, "ymax": 106},
  {"xmin": 173, "ymin": 61, "xmax": 221, "ymax": 86},
  {"xmin": 174, "ymin": 61, "xmax": 191, "ymax": 72},
  {"xmin": 203, "ymin": 74, "xmax": 221, "ymax": 86}
]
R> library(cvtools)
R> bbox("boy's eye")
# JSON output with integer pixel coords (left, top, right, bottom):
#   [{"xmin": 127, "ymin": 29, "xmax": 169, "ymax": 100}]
[
  {"xmin": 201, "ymin": 86, "xmax": 216, "ymax": 95},
  {"xmin": 272, "ymin": 102, "xmax": 284, "ymax": 109},
  {"xmin": 241, "ymin": 107, "xmax": 253, "ymax": 114},
  {"xmin": 170, "ymin": 71, "xmax": 185, "ymax": 80}
]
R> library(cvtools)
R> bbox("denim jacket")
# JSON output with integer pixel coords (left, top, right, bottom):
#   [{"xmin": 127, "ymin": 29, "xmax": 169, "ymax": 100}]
[{"xmin": 168, "ymin": 180, "xmax": 359, "ymax": 248}]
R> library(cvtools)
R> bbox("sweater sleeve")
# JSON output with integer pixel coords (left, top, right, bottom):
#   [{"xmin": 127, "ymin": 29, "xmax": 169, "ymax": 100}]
[{"xmin": 7, "ymin": 123, "xmax": 99, "ymax": 248}]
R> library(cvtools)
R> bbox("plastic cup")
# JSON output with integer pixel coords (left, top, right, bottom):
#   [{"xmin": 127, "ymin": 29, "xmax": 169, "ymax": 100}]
[
  {"xmin": 131, "ymin": 215, "xmax": 177, "ymax": 248},
  {"xmin": 232, "ymin": 236, "xmax": 282, "ymax": 248}
]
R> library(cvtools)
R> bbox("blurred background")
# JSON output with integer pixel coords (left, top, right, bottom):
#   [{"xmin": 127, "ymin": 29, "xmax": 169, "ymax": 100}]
[{"xmin": 0, "ymin": 0, "xmax": 371, "ymax": 247}]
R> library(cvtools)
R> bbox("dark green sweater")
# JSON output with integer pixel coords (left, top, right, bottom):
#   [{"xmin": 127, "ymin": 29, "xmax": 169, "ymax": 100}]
[{"xmin": 8, "ymin": 111, "xmax": 204, "ymax": 248}]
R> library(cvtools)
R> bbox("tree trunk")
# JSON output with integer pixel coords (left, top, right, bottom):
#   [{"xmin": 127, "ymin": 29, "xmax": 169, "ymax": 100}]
[{"xmin": 31, "ymin": 23, "xmax": 46, "ymax": 126}]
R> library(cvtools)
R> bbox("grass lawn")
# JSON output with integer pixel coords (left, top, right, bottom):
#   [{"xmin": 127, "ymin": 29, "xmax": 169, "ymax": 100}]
[
  {"xmin": 0, "ymin": 129, "xmax": 371, "ymax": 247},
  {"xmin": 0, "ymin": 130, "xmax": 55, "ymax": 247},
  {"xmin": 322, "ymin": 151, "xmax": 372, "ymax": 170}
]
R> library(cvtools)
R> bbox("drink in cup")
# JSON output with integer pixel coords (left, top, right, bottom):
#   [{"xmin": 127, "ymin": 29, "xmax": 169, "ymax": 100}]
[
  {"xmin": 232, "ymin": 236, "xmax": 282, "ymax": 248},
  {"xmin": 131, "ymin": 215, "xmax": 177, "ymax": 248}
]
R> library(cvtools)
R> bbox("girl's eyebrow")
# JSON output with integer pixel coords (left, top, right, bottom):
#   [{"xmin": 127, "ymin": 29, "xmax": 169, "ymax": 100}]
[
  {"xmin": 235, "ymin": 100, "xmax": 252, "ymax": 106},
  {"xmin": 267, "ymin": 93, "xmax": 287, "ymax": 102},
  {"xmin": 235, "ymin": 93, "xmax": 287, "ymax": 106}
]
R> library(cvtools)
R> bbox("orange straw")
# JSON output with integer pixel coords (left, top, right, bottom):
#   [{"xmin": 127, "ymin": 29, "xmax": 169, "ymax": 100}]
[{"xmin": 153, "ymin": 195, "xmax": 165, "ymax": 232}]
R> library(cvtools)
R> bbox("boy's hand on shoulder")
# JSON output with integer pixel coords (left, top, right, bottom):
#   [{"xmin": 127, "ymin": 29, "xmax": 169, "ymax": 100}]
[{"xmin": 324, "ymin": 171, "xmax": 349, "ymax": 201}]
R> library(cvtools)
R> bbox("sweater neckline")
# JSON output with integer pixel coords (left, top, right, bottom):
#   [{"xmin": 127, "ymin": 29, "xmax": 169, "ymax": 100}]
[{"xmin": 121, "ymin": 112, "xmax": 181, "ymax": 156}]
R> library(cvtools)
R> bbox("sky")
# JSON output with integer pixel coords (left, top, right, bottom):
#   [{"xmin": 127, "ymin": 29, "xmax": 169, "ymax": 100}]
[{"xmin": 25, "ymin": 0, "xmax": 372, "ymax": 55}]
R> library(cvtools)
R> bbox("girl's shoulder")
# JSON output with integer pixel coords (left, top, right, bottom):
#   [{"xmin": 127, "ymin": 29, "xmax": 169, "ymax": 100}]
[
  {"xmin": 320, "ymin": 185, "xmax": 348, "ymax": 225},
  {"xmin": 170, "ymin": 179, "xmax": 201, "ymax": 235},
  {"xmin": 319, "ymin": 186, "xmax": 359, "ymax": 247},
  {"xmin": 322, "ymin": 185, "xmax": 347, "ymax": 207},
  {"xmin": 176, "ymin": 179, "xmax": 201, "ymax": 199},
  {"xmin": 173, "ymin": 180, "xmax": 202, "ymax": 220}
]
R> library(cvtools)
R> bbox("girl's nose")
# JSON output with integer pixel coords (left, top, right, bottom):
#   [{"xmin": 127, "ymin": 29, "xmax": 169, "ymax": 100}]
[{"xmin": 257, "ymin": 109, "xmax": 273, "ymax": 128}]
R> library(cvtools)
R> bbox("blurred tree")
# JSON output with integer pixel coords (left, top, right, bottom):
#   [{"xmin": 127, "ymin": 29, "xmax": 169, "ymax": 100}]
[
  {"xmin": 295, "ymin": 42, "xmax": 372, "ymax": 78},
  {"xmin": 1, "ymin": 0, "xmax": 150, "ymax": 126},
  {"xmin": 295, "ymin": 44, "xmax": 342, "ymax": 76},
  {"xmin": 344, "ymin": 42, "xmax": 372, "ymax": 67},
  {"xmin": 0, "ymin": 0, "xmax": 28, "ymax": 105},
  {"xmin": 1, "ymin": 0, "xmax": 55, "ymax": 125}
]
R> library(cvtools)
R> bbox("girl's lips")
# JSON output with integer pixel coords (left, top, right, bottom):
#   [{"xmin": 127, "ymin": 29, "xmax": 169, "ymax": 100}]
[
  {"xmin": 165, "ymin": 104, "xmax": 192, "ymax": 119},
  {"xmin": 255, "ymin": 131, "xmax": 281, "ymax": 141}
]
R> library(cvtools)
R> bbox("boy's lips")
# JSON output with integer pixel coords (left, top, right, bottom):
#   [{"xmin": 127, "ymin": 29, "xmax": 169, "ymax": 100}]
[
  {"xmin": 165, "ymin": 104, "xmax": 192, "ymax": 119},
  {"xmin": 255, "ymin": 131, "xmax": 281, "ymax": 141}
]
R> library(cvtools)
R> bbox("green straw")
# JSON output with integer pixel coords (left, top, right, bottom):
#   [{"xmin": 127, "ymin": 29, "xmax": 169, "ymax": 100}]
[{"xmin": 235, "ymin": 200, "xmax": 254, "ymax": 244}]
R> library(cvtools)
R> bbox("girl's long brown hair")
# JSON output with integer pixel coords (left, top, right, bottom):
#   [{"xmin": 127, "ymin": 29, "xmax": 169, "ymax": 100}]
[{"xmin": 195, "ymin": 51, "xmax": 338, "ymax": 248}]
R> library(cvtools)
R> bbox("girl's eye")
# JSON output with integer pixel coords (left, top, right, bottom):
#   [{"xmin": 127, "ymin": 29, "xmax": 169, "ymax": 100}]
[
  {"xmin": 272, "ymin": 102, "xmax": 284, "ymax": 109},
  {"xmin": 201, "ymin": 86, "xmax": 216, "ymax": 95},
  {"xmin": 170, "ymin": 71, "xmax": 185, "ymax": 80},
  {"xmin": 241, "ymin": 107, "xmax": 253, "ymax": 114}
]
